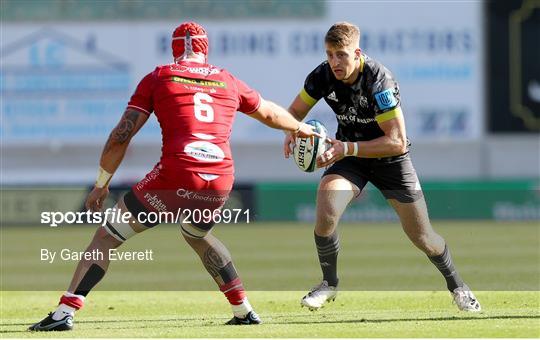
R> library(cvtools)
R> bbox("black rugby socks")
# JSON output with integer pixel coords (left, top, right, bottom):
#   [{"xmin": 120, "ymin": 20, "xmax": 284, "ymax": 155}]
[
  {"xmin": 428, "ymin": 245, "xmax": 464, "ymax": 291},
  {"xmin": 74, "ymin": 263, "xmax": 106, "ymax": 296},
  {"xmin": 314, "ymin": 231, "xmax": 340, "ymax": 287}
]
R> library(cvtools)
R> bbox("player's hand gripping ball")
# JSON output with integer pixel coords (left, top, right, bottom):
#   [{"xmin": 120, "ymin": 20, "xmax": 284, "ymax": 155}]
[{"xmin": 293, "ymin": 119, "xmax": 328, "ymax": 172}]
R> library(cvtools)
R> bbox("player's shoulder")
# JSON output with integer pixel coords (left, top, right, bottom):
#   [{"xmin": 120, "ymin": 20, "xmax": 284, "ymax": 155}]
[
  {"xmin": 362, "ymin": 53, "xmax": 396, "ymax": 83},
  {"xmin": 214, "ymin": 66, "xmax": 255, "ymax": 93},
  {"xmin": 151, "ymin": 63, "xmax": 174, "ymax": 75},
  {"xmin": 310, "ymin": 60, "xmax": 332, "ymax": 78},
  {"xmin": 306, "ymin": 60, "xmax": 334, "ymax": 86},
  {"xmin": 212, "ymin": 65, "xmax": 239, "ymax": 82}
]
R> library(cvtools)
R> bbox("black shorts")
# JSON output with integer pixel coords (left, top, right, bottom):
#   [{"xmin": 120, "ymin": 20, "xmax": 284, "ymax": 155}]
[{"xmin": 323, "ymin": 153, "xmax": 424, "ymax": 203}]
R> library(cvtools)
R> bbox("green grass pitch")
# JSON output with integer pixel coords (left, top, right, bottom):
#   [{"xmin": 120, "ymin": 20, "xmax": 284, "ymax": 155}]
[{"xmin": 1, "ymin": 221, "xmax": 539, "ymax": 337}]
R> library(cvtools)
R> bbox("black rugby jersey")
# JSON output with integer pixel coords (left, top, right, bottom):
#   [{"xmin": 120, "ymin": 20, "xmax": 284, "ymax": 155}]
[{"xmin": 300, "ymin": 54, "xmax": 403, "ymax": 142}]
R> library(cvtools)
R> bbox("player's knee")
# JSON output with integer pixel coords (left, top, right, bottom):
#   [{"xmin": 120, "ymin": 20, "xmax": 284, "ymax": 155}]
[
  {"xmin": 102, "ymin": 202, "xmax": 138, "ymax": 243},
  {"xmin": 411, "ymin": 232, "xmax": 439, "ymax": 254},
  {"xmin": 180, "ymin": 220, "xmax": 213, "ymax": 240},
  {"xmin": 94, "ymin": 226, "xmax": 123, "ymax": 248},
  {"xmin": 315, "ymin": 212, "xmax": 340, "ymax": 234},
  {"xmin": 315, "ymin": 196, "xmax": 348, "ymax": 234},
  {"xmin": 412, "ymin": 233, "xmax": 429, "ymax": 247}
]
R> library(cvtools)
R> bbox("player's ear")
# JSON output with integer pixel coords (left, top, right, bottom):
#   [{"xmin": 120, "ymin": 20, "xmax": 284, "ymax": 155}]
[{"xmin": 354, "ymin": 48, "xmax": 361, "ymax": 60}]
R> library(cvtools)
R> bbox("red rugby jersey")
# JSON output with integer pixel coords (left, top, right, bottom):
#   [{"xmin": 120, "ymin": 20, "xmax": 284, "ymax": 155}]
[{"xmin": 127, "ymin": 61, "xmax": 261, "ymax": 175}]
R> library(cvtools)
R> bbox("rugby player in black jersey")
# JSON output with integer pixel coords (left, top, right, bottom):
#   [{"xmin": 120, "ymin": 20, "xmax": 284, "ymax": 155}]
[{"xmin": 284, "ymin": 22, "xmax": 481, "ymax": 312}]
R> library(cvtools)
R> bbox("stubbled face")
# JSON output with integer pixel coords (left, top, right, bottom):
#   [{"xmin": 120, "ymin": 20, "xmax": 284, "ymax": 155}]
[{"xmin": 325, "ymin": 42, "xmax": 360, "ymax": 84}]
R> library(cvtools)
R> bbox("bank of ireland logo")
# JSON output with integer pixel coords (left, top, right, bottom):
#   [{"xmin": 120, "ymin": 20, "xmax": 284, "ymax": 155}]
[{"xmin": 374, "ymin": 89, "xmax": 397, "ymax": 110}]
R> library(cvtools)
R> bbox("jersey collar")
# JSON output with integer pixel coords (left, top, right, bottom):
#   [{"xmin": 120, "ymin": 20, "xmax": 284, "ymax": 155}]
[{"xmin": 349, "ymin": 54, "xmax": 365, "ymax": 91}]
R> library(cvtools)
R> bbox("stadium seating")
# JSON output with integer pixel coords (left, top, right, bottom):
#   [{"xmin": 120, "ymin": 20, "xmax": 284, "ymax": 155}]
[{"xmin": 1, "ymin": 0, "xmax": 325, "ymax": 21}]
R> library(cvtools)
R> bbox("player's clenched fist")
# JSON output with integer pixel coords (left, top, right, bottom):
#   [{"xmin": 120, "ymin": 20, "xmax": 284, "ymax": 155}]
[{"xmin": 317, "ymin": 138, "xmax": 345, "ymax": 168}]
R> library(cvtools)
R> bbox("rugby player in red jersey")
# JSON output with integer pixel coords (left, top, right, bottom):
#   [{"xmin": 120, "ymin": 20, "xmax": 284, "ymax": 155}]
[{"xmin": 29, "ymin": 21, "xmax": 319, "ymax": 331}]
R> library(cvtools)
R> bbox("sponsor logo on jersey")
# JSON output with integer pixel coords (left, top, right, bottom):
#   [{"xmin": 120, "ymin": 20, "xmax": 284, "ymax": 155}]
[
  {"xmin": 326, "ymin": 91, "xmax": 338, "ymax": 102},
  {"xmin": 374, "ymin": 88, "xmax": 398, "ymax": 110},
  {"xmin": 135, "ymin": 164, "xmax": 162, "ymax": 191},
  {"xmin": 336, "ymin": 114, "xmax": 376, "ymax": 124},
  {"xmin": 184, "ymin": 141, "xmax": 225, "ymax": 162},
  {"xmin": 143, "ymin": 193, "xmax": 168, "ymax": 212},
  {"xmin": 170, "ymin": 64, "xmax": 221, "ymax": 76},
  {"xmin": 359, "ymin": 96, "xmax": 369, "ymax": 109},
  {"xmin": 176, "ymin": 188, "xmax": 227, "ymax": 202},
  {"xmin": 171, "ymin": 76, "xmax": 226, "ymax": 88}
]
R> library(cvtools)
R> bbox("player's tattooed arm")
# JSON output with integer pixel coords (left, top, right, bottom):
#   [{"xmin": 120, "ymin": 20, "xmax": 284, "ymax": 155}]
[
  {"xmin": 251, "ymin": 99, "xmax": 320, "ymax": 137},
  {"xmin": 110, "ymin": 109, "xmax": 140, "ymax": 144},
  {"xmin": 100, "ymin": 108, "xmax": 149, "ymax": 173},
  {"xmin": 104, "ymin": 109, "xmax": 148, "ymax": 151}
]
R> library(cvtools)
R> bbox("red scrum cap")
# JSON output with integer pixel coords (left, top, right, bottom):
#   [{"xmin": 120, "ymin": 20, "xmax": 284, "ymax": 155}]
[{"xmin": 172, "ymin": 22, "xmax": 209, "ymax": 61}]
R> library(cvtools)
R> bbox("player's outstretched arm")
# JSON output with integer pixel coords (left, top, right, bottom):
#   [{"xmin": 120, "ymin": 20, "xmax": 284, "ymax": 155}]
[
  {"xmin": 288, "ymin": 94, "xmax": 313, "ymax": 122},
  {"xmin": 283, "ymin": 95, "xmax": 315, "ymax": 158},
  {"xmin": 86, "ymin": 108, "xmax": 149, "ymax": 211},
  {"xmin": 250, "ymin": 98, "xmax": 320, "ymax": 138},
  {"xmin": 289, "ymin": 95, "xmax": 313, "ymax": 121}
]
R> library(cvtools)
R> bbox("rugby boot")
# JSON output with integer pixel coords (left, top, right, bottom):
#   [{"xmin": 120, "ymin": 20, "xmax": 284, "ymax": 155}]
[
  {"xmin": 300, "ymin": 280, "xmax": 338, "ymax": 310},
  {"xmin": 28, "ymin": 312, "xmax": 74, "ymax": 331},
  {"xmin": 452, "ymin": 284, "xmax": 482, "ymax": 312},
  {"xmin": 225, "ymin": 310, "xmax": 262, "ymax": 325}
]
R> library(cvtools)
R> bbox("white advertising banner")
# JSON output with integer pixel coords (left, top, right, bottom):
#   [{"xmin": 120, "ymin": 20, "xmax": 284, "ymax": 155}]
[{"xmin": 1, "ymin": 1, "xmax": 483, "ymax": 145}]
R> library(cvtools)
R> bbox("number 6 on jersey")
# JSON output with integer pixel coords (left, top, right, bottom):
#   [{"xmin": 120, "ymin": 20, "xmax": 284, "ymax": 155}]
[{"xmin": 194, "ymin": 92, "xmax": 214, "ymax": 122}]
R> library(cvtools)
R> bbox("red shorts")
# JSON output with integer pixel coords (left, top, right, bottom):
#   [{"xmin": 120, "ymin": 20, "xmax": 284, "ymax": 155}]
[{"xmin": 128, "ymin": 163, "xmax": 234, "ymax": 228}]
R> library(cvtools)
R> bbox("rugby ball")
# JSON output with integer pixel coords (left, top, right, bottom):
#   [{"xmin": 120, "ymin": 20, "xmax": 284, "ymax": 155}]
[{"xmin": 293, "ymin": 119, "xmax": 328, "ymax": 172}]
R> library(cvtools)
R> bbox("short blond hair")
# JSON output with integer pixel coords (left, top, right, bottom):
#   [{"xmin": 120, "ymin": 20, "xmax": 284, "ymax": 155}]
[{"xmin": 325, "ymin": 22, "xmax": 360, "ymax": 48}]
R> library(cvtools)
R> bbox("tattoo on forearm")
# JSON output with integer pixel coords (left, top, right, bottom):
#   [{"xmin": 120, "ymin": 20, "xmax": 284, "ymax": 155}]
[
  {"xmin": 103, "ymin": 110, "xmax": 140, "ymax": 154},
  {"xmin": 112, "ymin": 110, "xmax": 140, "ymax": 143},
  {"xmin": 203, "ymin": 246, "xmax": 227, "ymax": 278}
]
